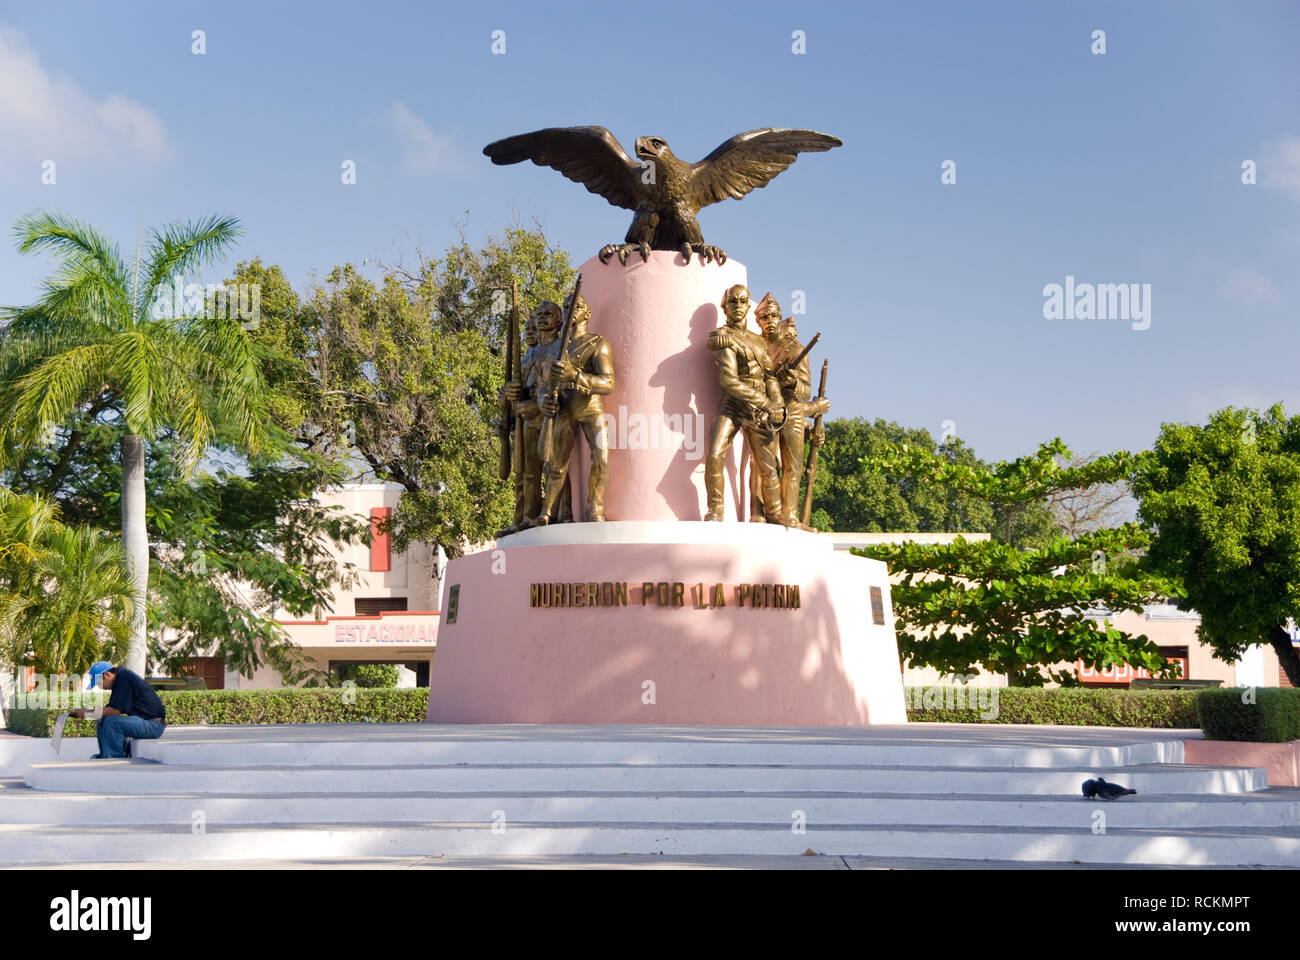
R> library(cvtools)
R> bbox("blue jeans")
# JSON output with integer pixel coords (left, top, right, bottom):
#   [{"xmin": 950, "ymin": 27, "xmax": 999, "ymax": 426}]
[{"xmin": 97, "ymin": 715, "xmax": 165, "ymax": 758}]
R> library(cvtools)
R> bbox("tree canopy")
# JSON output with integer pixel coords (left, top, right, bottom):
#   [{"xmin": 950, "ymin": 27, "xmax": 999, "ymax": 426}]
[
  {"xmin": 854, "ymin": 439, "xmax": 1180, "ymax": 685},
  {"xmin": 237, "ymin": 227, "xmax": 577, "ymax": 562},
  {"xmin": 1135, "ymin": 404, "xmax": 1300, "ymax": 686},
  {"xmin": 808, "ymin": 418, "xmax": 1061, "ymax": 547},
  {"xmin": 0, "ymin": 487, "xmax": 133, "ymax": 676},
  {"xmin": 0, "ymin": 210, "xmax": 268, "ymax": 674}
]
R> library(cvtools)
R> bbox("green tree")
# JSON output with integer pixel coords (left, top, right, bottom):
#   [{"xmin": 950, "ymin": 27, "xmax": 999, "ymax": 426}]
[
  {"xmin": 252, "ymin": 226, "xmax": 577, "ymax": 561},
  {"xmin": 2, "ymin": 418, "xmax": 371, "ymax": 683},
  {"xmin": 0, "ymin": 212, "xmax": 267, "ymax": 675},
  {"xmin": 808, "ymin": 418, "xmax": 1058, "ymax": 545},
  {"xmin": 0, "ymin": 488, "xmax": 132, "ymax": 676},
  {"xmin": 140, "ymin": 436, "xmax": 371, "ymax": 682},
  {"xmin": 1135, "ymin": 404, "xmax": 1300, "ymax": 686},
  {"xmin": 809, "ymin": 419, "xmax": 994, "ymax": 533},
  {"xmin": 855, "ymin": 439, "xmax": 1180, "ymax": 685}
]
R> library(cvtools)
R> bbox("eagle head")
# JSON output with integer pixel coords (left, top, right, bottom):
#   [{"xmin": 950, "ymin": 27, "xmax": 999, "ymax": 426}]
[{"xmin": 635, "ymin": 136, "xmax": 671, "ymax": 161}]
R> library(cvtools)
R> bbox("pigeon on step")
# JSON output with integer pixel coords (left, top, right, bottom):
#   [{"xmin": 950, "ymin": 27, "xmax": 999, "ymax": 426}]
[{"xmin": 1082, "ymin": 777, "xmax": 1137, "ymax": 800}]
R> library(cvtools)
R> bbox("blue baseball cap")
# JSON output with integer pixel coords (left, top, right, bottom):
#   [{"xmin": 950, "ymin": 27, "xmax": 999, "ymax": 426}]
[{"xmin": 88, "ymin": 662, "xmax": 114, "ymax": 687}]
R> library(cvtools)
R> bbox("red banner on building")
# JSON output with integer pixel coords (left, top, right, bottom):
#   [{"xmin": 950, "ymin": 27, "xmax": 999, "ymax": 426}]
[{"xmin": 1076, "ymin": 658, "xmax": 1188, "ymax": 684}]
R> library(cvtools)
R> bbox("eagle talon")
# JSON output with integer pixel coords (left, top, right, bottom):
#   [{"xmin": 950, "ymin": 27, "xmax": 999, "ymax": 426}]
[
  {"xmin": 679, "ymin": 242, "xmax": 728, "ymax": 265},
  {"xmin": 599, "ymin": 242, "xmax": 649, "ymax": 266}
]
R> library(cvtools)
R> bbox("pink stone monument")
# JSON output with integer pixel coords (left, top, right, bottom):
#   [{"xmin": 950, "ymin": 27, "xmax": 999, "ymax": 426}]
[{"xmin": 426, "ymin": 254, "xmax": 907, "ymax": 725}]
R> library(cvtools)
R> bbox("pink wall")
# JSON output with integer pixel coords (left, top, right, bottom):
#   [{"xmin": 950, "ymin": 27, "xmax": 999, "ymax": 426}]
[
  {"xmin": 1184, "ymin": 739, "xmax": 1300, "ymax": 787},
  {"xmin": 428, "ymin": 530, "xmax": 907, "ymax": 726},
  {"xmin": 571, "ymin": 252, "xmax": 751, "ymax": 522}
]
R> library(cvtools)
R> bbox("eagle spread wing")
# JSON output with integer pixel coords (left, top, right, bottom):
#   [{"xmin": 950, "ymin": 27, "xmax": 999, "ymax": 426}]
[
  {"xmin": 483, "ymin": 126, "xmax": 642, "ymax": 211},
  {"xmin": 688, "ymin": 129, "xmax": 842, "ymax": 210}
]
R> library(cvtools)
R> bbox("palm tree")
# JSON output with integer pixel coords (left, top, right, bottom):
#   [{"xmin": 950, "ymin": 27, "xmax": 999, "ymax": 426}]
[
  {"xmin": 0, "ymin": 212, "xmax": 267, "ymax": 674},
  {"xmin": 0, "ymin": 488, "xmax": 133, "ymax": 677}
]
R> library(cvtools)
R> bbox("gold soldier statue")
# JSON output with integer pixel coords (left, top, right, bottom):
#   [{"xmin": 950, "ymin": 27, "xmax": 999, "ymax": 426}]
[
  {"xmin": 502, "ymin": 304, "xmax": 572, "ymax": 534},
  {"xmin": 703, "ymin": 284, "xmax": 787, "ymax": 524},
  {"xmin": 535, "ymin": 292, "xmax": 615, "ymax": 524},
  {"xmin": 751, "ymin": 293, "xmax": 829, "ymax": 527}
]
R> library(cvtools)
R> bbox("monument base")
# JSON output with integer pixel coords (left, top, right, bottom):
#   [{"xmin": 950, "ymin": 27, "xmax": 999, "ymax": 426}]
[{"xmin": 427, "ymin": 523, "xmax": 907, "ymax": 725}]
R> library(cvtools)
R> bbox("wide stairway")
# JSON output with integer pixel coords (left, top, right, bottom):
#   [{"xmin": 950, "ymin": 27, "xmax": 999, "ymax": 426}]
[{"xmin": 3, "ymin": 724, "xmax": 1298, "ymax": 866}]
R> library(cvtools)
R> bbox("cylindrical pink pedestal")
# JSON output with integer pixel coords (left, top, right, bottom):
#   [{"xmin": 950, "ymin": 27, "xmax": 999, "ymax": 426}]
[
  {"xmin": 571, "ymin": 251, "xmax": 749, "ymax": 522},
  {"xmin": 424, "ymin": 254, "xmax": 907, "ymax": 726},
  {"xmin": 428, "ymin": 523, "xmax": 907, "ymax": 726}
]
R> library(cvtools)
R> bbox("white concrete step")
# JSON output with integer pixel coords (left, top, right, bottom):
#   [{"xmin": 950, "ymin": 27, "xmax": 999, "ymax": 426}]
[
  {"xmin": 2, "ymin": 821, "xmax": 1296, "ymax": 867},
  {"xmin": 135, "ymin": 737, "xmax": 1187, "ymax": 769},
  {"xmin": 2, "ymin": 786, "xmax": 1296, "ymax": 828},
  {"xmin": 22, "ymin": 760, "xmax": 1269, "ymax": 796}
]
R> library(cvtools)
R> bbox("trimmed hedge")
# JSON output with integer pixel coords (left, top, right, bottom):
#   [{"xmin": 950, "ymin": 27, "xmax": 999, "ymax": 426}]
[
  {"xmin": 5, "ymin": 688, "xmax": 429, "ymax": 737},
  {"xmin": 7, "ymin": 686, "xmax": 1210, "ymax": 735},
  {"xmin": 1196, "ymin": 687, "xmax": 1300, "ymax": 743},
  {"xmin": 904, "ymin": 686, "xmax": 1199, "ymax": 728}
]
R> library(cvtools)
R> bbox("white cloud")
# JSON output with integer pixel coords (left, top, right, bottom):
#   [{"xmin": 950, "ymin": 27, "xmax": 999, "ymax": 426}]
[
  {"xmin": 1261, "ymin": 135, "xmax": 1300, "ymax": 201},
  {"xmin": 382, "ymin": 102, "xmax": 465, "ymax": 177},
  {"xmin": 1218, "ymin": 265, "xmax": 1281, "ymax": 306},
  {"xmin": 0, "ymin": 26, "xmax": 171, "ymax": 166}
]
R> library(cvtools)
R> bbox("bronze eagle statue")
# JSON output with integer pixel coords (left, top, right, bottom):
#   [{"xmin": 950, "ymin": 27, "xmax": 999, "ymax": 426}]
[{"xmin": 482, "ymin": 126, "xmax": 842, "ymax": 265}]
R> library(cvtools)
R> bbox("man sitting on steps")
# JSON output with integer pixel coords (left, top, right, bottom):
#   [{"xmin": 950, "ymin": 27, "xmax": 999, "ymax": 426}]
[{"xmin": 70, "ymin": 662, "xmax": 167, "ymax": 759}]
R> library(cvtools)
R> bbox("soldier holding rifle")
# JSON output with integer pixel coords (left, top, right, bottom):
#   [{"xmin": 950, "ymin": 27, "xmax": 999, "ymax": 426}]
[
  {"xmin": 534, "ymin": 280, "xmax": 615, "ymax": 525},
  {"xmin": 751, "ymin": 293, "xmax": 829, "ymax": 527},
  {"xmin": 500, "ymin": 299, "xmax": 573, "ymax": 535},
  {"xmin": 703, "ymin": 284, "xmax": 787, "ymax": 524}
]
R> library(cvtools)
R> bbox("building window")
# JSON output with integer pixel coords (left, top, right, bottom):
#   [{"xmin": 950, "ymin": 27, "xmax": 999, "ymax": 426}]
[
  {"xmin": 355, "ymin": 597, "xmax": 409, "ymax": 615},
  {"xmin": 180, "ymin": 657, "xmax": 225, "ymax": 690}
]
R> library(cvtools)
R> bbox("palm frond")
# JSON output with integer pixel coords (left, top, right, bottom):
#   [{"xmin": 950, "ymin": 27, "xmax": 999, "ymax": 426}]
[
  {"xmin": 107, "ymin": 328, "xmax": 170, "ymax": 436},
  {"xmin": 159, "ymin": 358, "xmax": 214, "ymax": 475},
  {"xmin": 137, "ymin": 216, "xmax": 243, "ymax": 321},
  {"xmin": 185, "ymin": 313, "xmax": 269, "ymax": 452},
  {"xmin": 0, "ymin": 342, "xmax": 113, "ymax": 462},
  {"xmin": 12, "ymin": 211, "xmax": 128, "ymax": 291}
]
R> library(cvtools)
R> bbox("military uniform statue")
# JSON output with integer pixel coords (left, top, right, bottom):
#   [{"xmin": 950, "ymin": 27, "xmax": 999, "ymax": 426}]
[
  {"xmin": 503, "ymin": 304, "xmax": 572, "ymax": 534},
  {"xmin": 703, "ymin": 284, "xmax": 787, "ymax": 524},
  {"xmin": 535, "ymin": 293, "xmax": 615, "ymax": 523},
  {"xmin": 750, "ymin": 293, "xmax": 829, "ymax": 526}
]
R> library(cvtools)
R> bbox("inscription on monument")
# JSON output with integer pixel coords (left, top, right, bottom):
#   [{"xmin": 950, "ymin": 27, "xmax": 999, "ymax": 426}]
[
  {"xmin": 528, "ymin": 581, "xmax": 801, "ymax": 609},
  {"xmin": 870, "ymin": 585, "xmax": 885, "ymax": 625},
  {"xmin": 446, "ymin": 584, "xmax": 460, "ymax": 624}
]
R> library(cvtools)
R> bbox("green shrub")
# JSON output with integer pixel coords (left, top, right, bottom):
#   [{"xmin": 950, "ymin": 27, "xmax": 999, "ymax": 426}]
[
  {"xmin": 1196, "ymin": 687, "xmax": 1300, "ymax": 742},
  {"xmin": 6, "ymin": 709, "xmax": 98, "ymax": 738},
  {"xmin": 338, "ymin": 663, "xmax": 401, "ymax": 688},
  {"xmin": 5, "ymin": 687, "xmax": 429, "ymax": 737},
  {"xmin": 904, "ymin": 686, "xmax": 1199, "ymax": 727}
]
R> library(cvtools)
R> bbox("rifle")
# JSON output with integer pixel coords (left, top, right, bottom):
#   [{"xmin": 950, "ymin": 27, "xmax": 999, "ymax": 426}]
[
  {"xmin": 538, "ymin": 274, "xmax": 583, "ymax": 489},
  {"xmin": 772, "ymin": 331, "xmax": 820, "ymax": 381},
  {"xmin": 800, "ymin": 358, "xmax": 829, "ymax": 526},
  {"xmin": 497, "ymin": 280, "xmax": 518, "ymax": 481},
  {"xmin": 511, "ymin": 281, "xmax": 525, "ymax": 479},
  {"xmin": 736, "ymin": 332, "xmax": 821, "ymax": 442}
]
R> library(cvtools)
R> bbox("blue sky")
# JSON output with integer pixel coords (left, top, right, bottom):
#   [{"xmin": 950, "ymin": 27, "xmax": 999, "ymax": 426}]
[{"xmin": 1, "ymin": 0, "xmax": 1296, "ymax": 462}]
